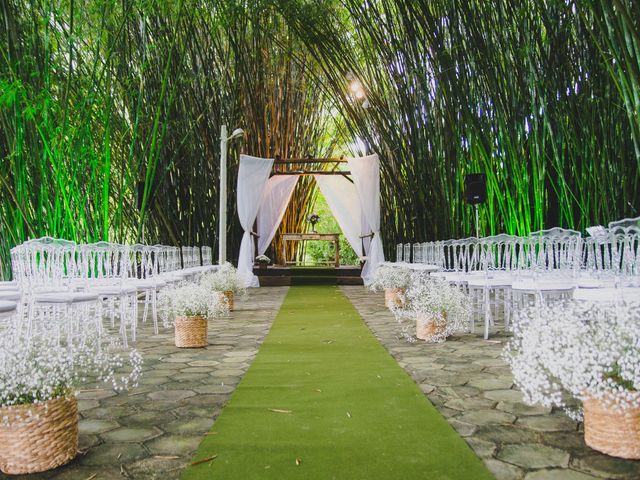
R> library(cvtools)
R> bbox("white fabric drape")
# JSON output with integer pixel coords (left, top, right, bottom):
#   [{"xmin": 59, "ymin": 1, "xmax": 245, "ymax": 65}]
[
  {"xmin": 313, "ymin": 175, "xmax": 362, "ymax": 257},
  {"xmin": 347, "ymin": 154, "xmax": 385, "ymax": 284},
  {"xmin": 257, "ymin": 176, "xmax": 300, "ymax": 255},
  {"xmin": 237, "ymin": 154, "xmax": 274, "ymax": 287}
]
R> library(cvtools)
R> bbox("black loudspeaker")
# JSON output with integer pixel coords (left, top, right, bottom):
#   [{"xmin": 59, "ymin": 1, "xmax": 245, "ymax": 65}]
[
  {"xmin": 464, "ymin": 173, "xmax": 487, "ymax": 205},
  {"xmin": 136, "ymin": 181, "xmax": 146, "ymax": 210}
]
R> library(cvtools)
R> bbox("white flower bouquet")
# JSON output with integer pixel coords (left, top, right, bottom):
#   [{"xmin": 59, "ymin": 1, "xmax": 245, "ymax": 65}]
[
  {"xmin": 158, "ymin": 281, "xmax": 229, "ymax": 319},
  {"xmin": 395, "ymin": 273, "xmax": 470, "ymax": 343},
  {"xmin": 505, "ymin": 300, "xmax": 640, "ymax": 458},
  {"xmin": 0, "ymin": 333, "xmax": 142, "ymax": 422},
  {"xmin": 369, "ymin": 264, "xmax": 412, "ymax": 292},
  {"xmin": 200, "ymin": 262, "xmax": 246, "ymax": 295},
  {"xmin": 0, "ymin": 331, "xmax": 142, "ymax": 473},
  {"xmin": 504, "ymin": 300, "xmax": 640, "ymax": 419},
  {"xmin": 255, "ymin": 255, "xmax": 270, "ymax": 265}
]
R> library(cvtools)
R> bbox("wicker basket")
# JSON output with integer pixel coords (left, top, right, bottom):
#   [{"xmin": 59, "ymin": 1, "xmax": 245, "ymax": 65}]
[
  {"xmin": 384, "ymin": 288, "xmax": 405, "ymax": 309},
  {"xmin": 0, "ymin": 394, "xmax": 78, "ymax": 475},
  {"xmin": 583, "ymin": 396, "xmax": 640, "ymax": 459},
  {"xmin": 175, "ymin": 315, "xmax": 208, "ymax": 348},
  {"xmin": 219, "ymin": 290, "xmax": 234, "ymax": 311},
  {"xmin": 416, "ymin": 312, "xmax": 448, "ymax": 342}
]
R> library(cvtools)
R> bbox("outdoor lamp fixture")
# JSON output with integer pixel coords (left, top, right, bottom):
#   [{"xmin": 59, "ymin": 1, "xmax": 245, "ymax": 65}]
[{"xmin": 218, "ymin": 125, "xmax": 245, "ymax": 265}]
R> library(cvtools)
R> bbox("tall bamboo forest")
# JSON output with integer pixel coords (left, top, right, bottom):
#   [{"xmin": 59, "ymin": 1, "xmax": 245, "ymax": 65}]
[{"xmin": 1, "ymin": 0, "xmax": 639, "ymax": 276}]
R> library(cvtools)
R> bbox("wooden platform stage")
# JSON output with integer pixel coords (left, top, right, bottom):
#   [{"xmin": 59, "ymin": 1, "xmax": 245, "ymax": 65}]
[{"xmin": 254, "ymin": 266, "xmax": 363, "ymax": 286}]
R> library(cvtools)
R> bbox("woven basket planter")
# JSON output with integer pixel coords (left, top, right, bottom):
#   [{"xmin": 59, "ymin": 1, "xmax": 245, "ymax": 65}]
[
  {"xmin": 583, "ymin": 396, "xmax": 640, "ymax": 459},
  {"xmin": 175, "ymin": 315, "xmax": 208, "ymax": 348},
  {"xmin": 416, "ymin": 312, "xmax": 448, "ymax": 343},
  {"xmin": 0, "ymin": 394, "xmax": 78, "ymax": 475},
  {"xmin": 219, "ymin": 290, "xmax": 234, "ymax": 311},
  {"xmin": 384, "ymin": 288, "xmax": 405, "ymax": 309}
]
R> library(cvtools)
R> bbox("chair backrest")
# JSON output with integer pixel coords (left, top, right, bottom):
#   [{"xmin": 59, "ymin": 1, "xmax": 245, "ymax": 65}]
[
  {"xmin": 412, "ymin": 243, "xmax": 423, "ymax": 264},
  {"xmin": 201, "ymin": 246, "xmax": 212, "ymax": 266},
  {"xmin": 80, "ymin": 242, "xmax": 130, "ymax": 283},
  {"xmin": 528, "ymin": 228, "xmax": 582, "ymax": 273},
  {"xmin": 608, "ymin": 216, "xmax": 640, "ymax": 231},
  {"xmin": 403, "ymin": 243, "xmax": 412, "ymax": 263},
  {"xmin": 610, "ymin": 226, "xmax": 640, "ymax": 280},
  {"xmin": 13, "ymin": 236, "xmax": 77, "ymax": 290}
]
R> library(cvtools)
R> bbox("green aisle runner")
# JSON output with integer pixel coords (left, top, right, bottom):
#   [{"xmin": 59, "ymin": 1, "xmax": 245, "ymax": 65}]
[{"xmin": 183, "ymin": 286, "xmax": 493, "ymax": 480}]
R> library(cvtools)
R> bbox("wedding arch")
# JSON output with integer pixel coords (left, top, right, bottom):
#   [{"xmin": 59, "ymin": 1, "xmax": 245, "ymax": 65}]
[{"xmin": 236, "ymin": 153, "xmax": 385, "ymax": 287}]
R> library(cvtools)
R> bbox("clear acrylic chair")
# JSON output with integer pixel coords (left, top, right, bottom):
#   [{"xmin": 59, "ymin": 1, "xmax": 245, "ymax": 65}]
[
  {"xmin": 511, "ymin": 228, "xmax": 581, "ymax": 312},
  {"xmin": 16, "ymin": 238, "xmax": 102, "ymax": 344},
  {"xmin": 79, "ymin": 242, "xmax": 137, "ymax": 345},
  {"xmin": 467, "ymin": 234, "xmax": 516, "ymax": 339}
]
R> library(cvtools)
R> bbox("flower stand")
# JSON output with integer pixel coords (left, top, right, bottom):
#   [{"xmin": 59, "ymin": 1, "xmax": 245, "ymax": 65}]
[
  {"xmin": 0, "ymin": 395, "xmax": 78, "ymax": 474},
  {"xmin": 219, "ymin": 290, "xmax": 234, "ymax": 311},
  {"xmin": 384, "ymin": 288, "xmax": 405, "ymax": 309},
  {"xmin": 583, "ymin": 397, "xmax": 640, "ymax": 459},
  {"xmin": 175, "ymin": 315, "xmax": 208, "ymax": 348},
  {"xmin": 416, "ymin": 312, "xmax": 447, "ymax": 342}
]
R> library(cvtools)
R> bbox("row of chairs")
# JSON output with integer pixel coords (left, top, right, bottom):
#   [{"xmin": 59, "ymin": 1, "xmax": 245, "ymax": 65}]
[
  {"xmin": 393, "ymin": 217, "xmax": 640, "ymax": 339},
  {"xmin": 0, "ymin": 238, "xmax": 216, "ymax": 346}
]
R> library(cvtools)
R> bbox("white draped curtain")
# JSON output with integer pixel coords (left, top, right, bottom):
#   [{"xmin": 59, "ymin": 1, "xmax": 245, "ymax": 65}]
[
  {"xmin": 257, "ymin": 176, "xmax": 300, "ymax": 255},
  {"xmin": 237, "ymin": 154, "xmax": 274, "ymax": 287},
  {"xmin": 313, "ymin": 175, "xmax": 362, "ymax": 257},
  {"xmin": 347, "ymin": 154, "xmax": 385, "ymax": 283}
]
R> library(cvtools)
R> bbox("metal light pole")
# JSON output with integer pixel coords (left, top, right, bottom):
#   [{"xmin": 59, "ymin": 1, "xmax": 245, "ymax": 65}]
[{"xmin": 218, "ymin": 125, "xmax": 244, "ymax": 265}]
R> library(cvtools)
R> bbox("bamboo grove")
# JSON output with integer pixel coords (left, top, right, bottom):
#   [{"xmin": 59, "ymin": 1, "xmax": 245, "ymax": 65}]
[
  {"xmin": 0, "ymin": 0, "xmax": 638, "ymax": 276},
  {"xmin": 277, "ymin": 0, "xmax": 640, "ymax": 244}
]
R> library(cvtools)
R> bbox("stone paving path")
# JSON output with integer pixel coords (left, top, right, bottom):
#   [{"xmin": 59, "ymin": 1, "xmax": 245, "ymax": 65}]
[
  {"xmin": 1, "ymin": 287, "xmax": 288, "ymax": 480},
  {"xmin": 341, "ymin": 286, "xmax": 640, "ymax": 480}
]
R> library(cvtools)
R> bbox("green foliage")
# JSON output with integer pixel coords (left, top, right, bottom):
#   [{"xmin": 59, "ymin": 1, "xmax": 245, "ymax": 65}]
[
  {"xmin": 301, "ymin": 190, "xmax": 359, "ymax": 266},
  {"xmin": 1, "ymin": 0, "xmax": 639, "ymax": 277},
  {"xmin": 277, "ymin": 0, "xmax": 640, "ymax": 250},
  {"xmin": 0, "ymin": 0, "xmax": 336, "ymax": 277}
]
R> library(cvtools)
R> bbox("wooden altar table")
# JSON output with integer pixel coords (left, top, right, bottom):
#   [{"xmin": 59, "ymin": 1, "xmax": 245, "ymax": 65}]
[{"xmin": 281, "ymin": 233, "xmax": 340, "ymax": 267}]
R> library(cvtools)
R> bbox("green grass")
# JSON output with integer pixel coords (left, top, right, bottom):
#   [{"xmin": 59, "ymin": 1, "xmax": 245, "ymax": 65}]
[{"xmin": 182, "ymin": 286, "xmax": 493, "ymax": 480}]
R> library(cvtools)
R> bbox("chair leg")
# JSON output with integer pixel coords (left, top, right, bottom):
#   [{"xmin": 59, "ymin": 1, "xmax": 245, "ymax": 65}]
[
  {"xmin": 152, "ymin": 289, "xmax": 159, "ymax": 334},
  {"xmin": 484, "ymin": 288, "xmax": 491, "ymax": 340},
  {"xmin": 130, "ymin": 294, "xmax": 138, "ymax": 342},
  {"xmin": 143, "ymin": 291, "xmax": 150, "ymax": 324},
  {"xmin": 119, "ymin": 297, "xmax": 128, "ymax": 347}
]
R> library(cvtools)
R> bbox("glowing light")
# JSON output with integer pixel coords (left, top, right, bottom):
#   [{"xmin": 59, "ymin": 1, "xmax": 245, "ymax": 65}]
[{"xmin": 349, "ymin": 79, "xmax": 366, "ymax": 102}]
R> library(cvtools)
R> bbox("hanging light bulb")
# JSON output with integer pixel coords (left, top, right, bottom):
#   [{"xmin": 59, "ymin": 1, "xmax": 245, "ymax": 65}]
[{"xmin": 349, "ymin": 79, "xmax": 366, "ymax": 103}]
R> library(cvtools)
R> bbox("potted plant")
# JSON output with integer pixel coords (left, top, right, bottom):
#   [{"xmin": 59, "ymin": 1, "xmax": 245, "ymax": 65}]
[
  {"xmin": 369, "ymin": 264, "xmax": 412, "ymax": 309},
  {"xmin": 504, "ymin": 300, "xmax": 640, "ymax": 459},
  {"xmin": 200, "ymin": 262, "xmax": 245, "ymax": 311},
  {"xmin": 159, "ymin": 282, "xmax": 229, "ymax": 347},
  {"xmin": 399, "ymin": 274, "xmax": 470, "ymax": 342},
  {"xmin": 0, "ymin": 334, "xmax": 142, "ymax": 474},
  {"xmin": 255, "ymin": 254, "xmax": 270, "ymax": 269}
]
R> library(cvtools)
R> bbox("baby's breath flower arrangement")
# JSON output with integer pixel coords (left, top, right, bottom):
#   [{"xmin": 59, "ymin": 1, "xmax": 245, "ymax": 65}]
[
  {"xmin": 0, "ymin": 333, "xmax": 142, "ymax": 425},
  {"xmin": 158, "ymin": 281, "xmax": 230, "ymax": 320},
  {"xmin": 159, "ymin": 281, "xmax": 230, "ymax": 348},
  {"xmin": 369, "ymin": 264, "xmax": 412, "ymax": 292},
  {"xmin": 255, "ymin": 254, "xmax": 270, "ymax": 265},
  {"xmin": 200, "ymin": 262, "xmax": 246, "ymax": 295},
  {"xmin": 504, "ymin": 300, "xmax": 640, "ymax": 420},
  {"xmin": 395, "ymin": 273, "xmax": 470, "ymax": 343}
]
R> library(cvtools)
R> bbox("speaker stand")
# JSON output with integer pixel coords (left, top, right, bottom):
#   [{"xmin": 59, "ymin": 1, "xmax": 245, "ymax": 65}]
[{"xmin": 474, "ymin": 204, "xmax": 480, "ymax": 238}]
